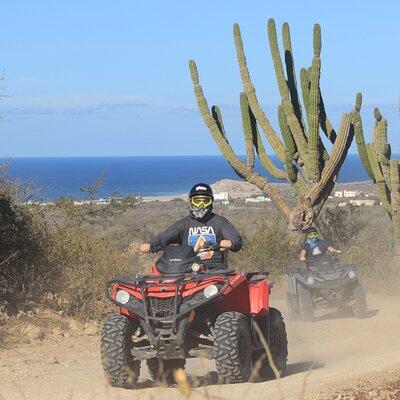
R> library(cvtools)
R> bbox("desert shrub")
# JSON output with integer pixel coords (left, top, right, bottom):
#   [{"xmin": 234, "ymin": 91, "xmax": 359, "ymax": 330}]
[
  {"xmin": 0, "ymin": 174, "xmax": 54, "ymax": 302},
  {"xmin": 48, "ymin": 225, "xmax": 144, "ymax": 320},
  {"xmin": 317, "ymin": 204, "xmax": 367, "ymax": 247},
  {"xmin": 230, "ymin": 218, "xmax": 298, "ymax": 279}
]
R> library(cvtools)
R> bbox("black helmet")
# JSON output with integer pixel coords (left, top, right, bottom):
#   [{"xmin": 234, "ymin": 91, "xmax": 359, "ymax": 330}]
[
  {"xmin": 304, "ymin": 226, "xmax": 318, "ymax": 235},
  {"xmin": 189, "ymin": 183, "xmax": 213, "ymax": 199}
]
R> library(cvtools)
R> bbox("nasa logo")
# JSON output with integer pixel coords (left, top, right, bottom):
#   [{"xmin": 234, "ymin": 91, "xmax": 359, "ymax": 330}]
[{"xmin": 188, "ymin": 226, "xmax": 215, "ymax": 235}]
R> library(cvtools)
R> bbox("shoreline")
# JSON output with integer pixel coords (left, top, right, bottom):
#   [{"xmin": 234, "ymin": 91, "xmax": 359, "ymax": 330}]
[{"xmin": 26, "ymin": 179, "xmax": 374, "ymax": 204}]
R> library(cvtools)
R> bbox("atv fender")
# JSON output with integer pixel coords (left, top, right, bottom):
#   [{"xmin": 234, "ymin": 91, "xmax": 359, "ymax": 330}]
[
  {"xmin": 285, "ymin": 275, "xmax": 298, "ymax": 295},
  {"xmin": 248, "ymin": 280, "xmax": 270, "ymax": 315}
]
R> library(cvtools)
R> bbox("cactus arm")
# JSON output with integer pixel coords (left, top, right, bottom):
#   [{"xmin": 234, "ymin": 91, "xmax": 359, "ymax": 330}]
[
  {"xmin": 373, "ymin": 108, "xmax": 391, "ymax": 188},
  {"xmin": 366, "ymin": 143, "xmax": 391, "ymax": 213},
  {"xmin": 319, "ymin": 89, "xmax": 337, "ymax": 143},
  {"xmin": 390, "ymin": 161, "xmax": 400, "ymax": 232},
  {"xmin": 307, "ymin": 112, "xmax": 353, "ymax": 203},
  {"xmin": 353, "ymin": 93, "xmax": 375, "ymax": 181},
  {"xmin": 300, "ymin": 67, "xmax": 310, "ymax": 124},
  {"xmin": 277, "ymin": 105, "xmax": 308, "ymax": 194},
  {"xmin": 240, "ymin": 92, "xmax": 256, "ymax": 169},
  {"xmin": 211, "ymin": 105, "xmax": 227, "ymax": 140},
  {"xmin": 282, "ymin": 22, "xmax": 304, "ymax": 129},
  {"xmin": 307, "ymin": 24, "xmax": 322, "ymax": 182},
  {"xmin": 353, "ymin": 115, "xmax": 375, "ymax": 181},
  {"xmin": 189, "ymin": 59, "xmax": 292, "ymax": 219},
  {"xmin": 267, "ymin": 19, "xmax": 309, "ymax": 165},
  {"xmin": 278, "ymin": 104, "xmax": 297, "ymax": 183},
  {"xmin": 239, "ymin": 91, "xmax": 287, "ymax": 178},
  {"xmin": 233, "ymin": 23, "xmax": 286, "ymax": 161},
  {"xmin": 189, "ymin": 60, "xmax": 247, "ymax": 178}
]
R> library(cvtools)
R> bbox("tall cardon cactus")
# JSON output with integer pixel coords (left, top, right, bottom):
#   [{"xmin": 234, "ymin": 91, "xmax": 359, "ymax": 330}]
[
  {"xmin": 354, "ymin": 99, "xmax": 400, "ymax": 264},
  {"xmin": 189, "ymin": 19, "xmax": 358, "ymax": 231}
]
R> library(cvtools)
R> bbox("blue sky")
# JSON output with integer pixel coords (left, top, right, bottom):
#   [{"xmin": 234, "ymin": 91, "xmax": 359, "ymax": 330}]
[{"xmin": 1, "ymin": 0, "xmax": 400, "ymax": 157}]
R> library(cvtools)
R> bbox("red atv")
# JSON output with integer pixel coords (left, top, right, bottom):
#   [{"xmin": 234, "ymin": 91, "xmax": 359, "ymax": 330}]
[{"xmin": 100, "ymin": 245, "xmax": 288, "ymax": 388}]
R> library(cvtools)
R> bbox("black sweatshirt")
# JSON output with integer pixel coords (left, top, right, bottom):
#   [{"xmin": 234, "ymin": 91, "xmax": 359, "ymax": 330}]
[{"xmin": 149, "ymin": 213, "xmax": 243, "ymax": 267}]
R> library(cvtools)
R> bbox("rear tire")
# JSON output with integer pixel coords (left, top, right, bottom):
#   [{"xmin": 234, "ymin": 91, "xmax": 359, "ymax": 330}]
[
  {"xmin": 353, "ymin": 283, "xmax": 367, "ymax": 318},
  {"xmin": 298, "ymin": 285, "xmax": 314, "ymax": 321},
  {"xmin": 146, "ymin": 358, "xmax": 186, "ymax": 385},
  {"xmin": 287, "ymin": 293, "xmax": 300, "ymax": 321},
  {"xmin": 214, "ymin": 311, "xmax": 252, "ymax": 384},
  {"xmin": 252, "ymin": 308, "xmax": 288, "ymax": 379},
  {"xmin": 100, "ymin": 313, "xmax": 141, "ymax": 388}
]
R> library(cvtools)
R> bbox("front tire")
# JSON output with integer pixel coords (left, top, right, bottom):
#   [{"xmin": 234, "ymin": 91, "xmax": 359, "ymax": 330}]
[
  {"xmin": 214, "ymin": 311, "xmax": 252, "ymax": 384},
  {"xmin": 353, "ymin": 283, "xmax": 367, "ymax": 318},
  {"xmin": 146, "ymin": 358, "xmax": 186, "ymax": 385},
  {"xmin": 252, "ymin": 308, "xmax": 288, "ymax": 379},
  {"xmin": 298, "ymin": 285, "xmax": 315, "ymax": 322},
  {"xmin": 100, "ymin": 313, "xmax": 141, "ymax": 388}
]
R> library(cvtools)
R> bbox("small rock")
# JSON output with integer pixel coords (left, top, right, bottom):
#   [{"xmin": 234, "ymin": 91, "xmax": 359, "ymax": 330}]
[
  {"xmin": 46, "ymin": 356, "xmax": 59, "ymax": 364},
  {"xmin": 51, "ymin": 327, "xmax": 62, "ymax": 336},
  {"xmin": 16, "ymin": 310, "xmax": 25, "ymax": 318},
  {"xmin": 66, "ymin": 318, "xmax": 82, "ymax": 331},
  {"xmin": 83, "ymin": 322, "xmax": 98, "ymax": 336},
  {"xmin": 23, "ymin": 324, "xmax": 42, "ymax": 340}
]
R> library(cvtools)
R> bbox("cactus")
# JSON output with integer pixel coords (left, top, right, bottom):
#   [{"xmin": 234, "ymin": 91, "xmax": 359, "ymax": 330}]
[
  {"xmin": 354, "ymin": 99, "xmax": 400, "ymax": 262},
  {"xmin": 189, "ymin": 19, "xmax": 357, "ymax": 231}
]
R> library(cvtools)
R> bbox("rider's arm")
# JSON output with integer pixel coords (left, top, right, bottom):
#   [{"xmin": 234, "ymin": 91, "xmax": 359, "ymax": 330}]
[
  {"xmin": 327, "ymin": 245, "xmax": 341, "ymax": 254},
  {"xmin": 299, "ymin": 249, "xmax": 306, "ymax": 261},
  {"xmin": 148, "ymin": 219, "xmax": 185, "ymax": 253},
  {"xmin": 219, "ymin": 216, "xmax": 243, "ymax": 252}
]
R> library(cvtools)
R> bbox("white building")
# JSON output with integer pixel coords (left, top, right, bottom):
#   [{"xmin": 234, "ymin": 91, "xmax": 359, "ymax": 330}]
[
  {"xmin": 350, "ymin": 199, "xmax": 376, "ymax": 207},
  {"xmin": 214, "ymin": 192, "xmax": 229, "ymax": 201},
  {"xmin": 245, "ymin": 196, "xmax": 272, "ymax": 203},
  {"xmin": 334, "ymin": 191, "xmax": 343, "ymax": 198},
  {"xmin": 343, "ymin": 190, "xmax": 361, "ymax": 198}
]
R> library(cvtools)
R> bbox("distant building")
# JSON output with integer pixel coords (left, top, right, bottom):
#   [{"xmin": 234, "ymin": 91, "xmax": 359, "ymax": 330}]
[
  {"xmin": 334, "ymin": 191, "xmax": 343, "ymax": 198},
  {"xmin": 350, "ymin": 199, "xmax": 376, "ymax": 207},
  {"xmin": 245, "ymin": 196, "xmax": 271, "ymax": 203},
  {"xmin": 338, "ymin": 202, "xmax": 347, "ymax": 207},
  {"xmin": 214, "ymin": 192, "xmax": 229, "ymax": 201},
  {"xmin": 343, "ymin": 190, "xmax": 361, "ymax": 198}
]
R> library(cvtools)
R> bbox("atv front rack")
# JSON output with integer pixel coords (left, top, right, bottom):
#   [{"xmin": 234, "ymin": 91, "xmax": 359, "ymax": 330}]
[{"xmin": 105, "ymin": 270, "xmax": 233, "ymax": 328}]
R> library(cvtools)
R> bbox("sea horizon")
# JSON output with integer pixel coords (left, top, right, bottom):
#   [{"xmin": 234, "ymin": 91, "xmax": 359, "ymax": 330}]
[{"xmin": 0, "ymin": 154, "xmax": 373, "ymax": 201}]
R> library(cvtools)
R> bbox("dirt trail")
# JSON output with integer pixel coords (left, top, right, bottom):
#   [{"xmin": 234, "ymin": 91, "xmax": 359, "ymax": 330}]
[{"xmin": 0, "ymin": 292, "xmax": 399, "ymax": 400}]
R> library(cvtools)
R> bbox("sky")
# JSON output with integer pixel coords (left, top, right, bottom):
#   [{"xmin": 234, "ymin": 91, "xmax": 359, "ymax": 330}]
[{"xmin": 1, "ymin": 0, "xmax": 400, "ymax": 157}]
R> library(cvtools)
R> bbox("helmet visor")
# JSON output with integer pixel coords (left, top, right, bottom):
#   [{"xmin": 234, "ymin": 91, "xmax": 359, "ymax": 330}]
[{"xmin": 190, "ymin": 195, "xmax": 213, "ymax": 208}]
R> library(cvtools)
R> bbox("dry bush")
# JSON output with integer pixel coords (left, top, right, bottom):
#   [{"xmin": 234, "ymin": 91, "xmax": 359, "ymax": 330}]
[
  {"xmin": 318, "ymin": 205, "xmax": 367, "ymax": 248},
  {"xmin": 231, "ymin": 218, "xmax": 298, "ymax": 279},
  {"xmin": 48, "ymin": 226, "xmax": 142, "ymax": 320},
  {"xmin": 0, "ymin": 171, "xmax": 54, "ymax": 303}
]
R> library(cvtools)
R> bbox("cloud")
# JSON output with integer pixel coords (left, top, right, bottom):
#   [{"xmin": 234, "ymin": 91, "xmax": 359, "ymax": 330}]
[{"xmin": 1, "ymin": 93, "xmax": 197, "ymax": 117}]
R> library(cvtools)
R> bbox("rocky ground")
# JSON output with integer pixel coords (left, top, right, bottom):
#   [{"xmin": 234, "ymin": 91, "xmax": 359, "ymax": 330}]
[{"xmin": 0, "ymin": 291, "xmax": 399, "ymax": 400}]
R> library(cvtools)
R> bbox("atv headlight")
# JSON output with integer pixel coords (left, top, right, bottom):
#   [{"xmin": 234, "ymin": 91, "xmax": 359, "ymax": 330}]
[
  {"xmin": 306, "ymin": 277, "xmax": 315, "ymax": 285},
  {"xmin": 348, "ymin": 270, "xmax": 356, "ymax": 279},
  {"xmin": 115, "ymin": 289, "xmax": 130, "ymax": 304},
  {"xmin": 203, "ymin": 284, "xmax": 218, "ymax": 299},
  {"xmin": 191, "ymin": 263, "xmax": 200, "ymax": 272}
]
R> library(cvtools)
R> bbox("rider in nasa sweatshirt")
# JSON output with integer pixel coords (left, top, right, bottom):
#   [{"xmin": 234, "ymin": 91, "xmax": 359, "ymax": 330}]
[{"xmin": 139, "ymin": 183, "xmax": 243, "ymax": 268}]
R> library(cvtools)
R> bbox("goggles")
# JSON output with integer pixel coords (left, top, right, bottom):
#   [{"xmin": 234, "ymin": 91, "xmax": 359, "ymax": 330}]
[
  {"xmin": 190, "ymin": 195, "xmax": 213, "ymax": 207},
  {"xmin": 307, "ymin": 233, "xmax": 318, "ymax": 240}
]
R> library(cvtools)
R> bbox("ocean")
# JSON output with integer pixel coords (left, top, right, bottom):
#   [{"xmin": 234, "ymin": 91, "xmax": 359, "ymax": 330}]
[{"xmin": 2, "ymin": 155, "xmax": 370, "ymax": 201}]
